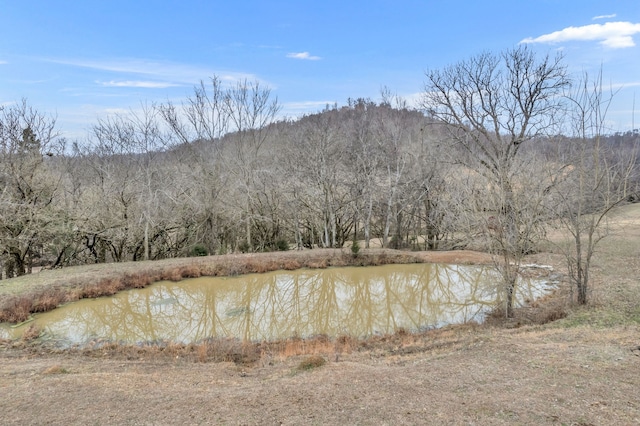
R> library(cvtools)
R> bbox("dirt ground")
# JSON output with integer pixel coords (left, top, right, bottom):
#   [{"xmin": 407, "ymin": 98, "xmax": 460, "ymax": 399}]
[
  {"xmin": 1, "ymin": 205, "xmax": 640, "ymax": 425},
  {"xmin": 1, "ymin": 325, "xmax": 638, "ymax": 425}
]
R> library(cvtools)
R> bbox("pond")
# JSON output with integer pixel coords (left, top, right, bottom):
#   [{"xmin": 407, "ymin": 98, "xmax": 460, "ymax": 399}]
[{"xmin": 0, "ymin": 263, "xmax": 554, "ymax": 346}]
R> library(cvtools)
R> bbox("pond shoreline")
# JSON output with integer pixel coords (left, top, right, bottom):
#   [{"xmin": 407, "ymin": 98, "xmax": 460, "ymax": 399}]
[
  {"xmin": 4, "ymin": 262, "xmax": 550, "ymax": 346},
  {"xmin": 1, "ymin": 248, "xmax": 492, "ymax": 324},
  {"xmin": 0, "ymin": 248, "xmax": 568, "ymax": 378}
]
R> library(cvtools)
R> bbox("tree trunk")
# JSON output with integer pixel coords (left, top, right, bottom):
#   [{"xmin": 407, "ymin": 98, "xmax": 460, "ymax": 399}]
[
  {"xmin": 144, "ymin": 219, "xmax": 150, "ymax": 261},
  {"xmin": 12, "ymin": 252, "xmax": 26, "ymax": 277},
  {"xmin": 364, "ymin": 195, "xmax": 372, "ymax": 249}
]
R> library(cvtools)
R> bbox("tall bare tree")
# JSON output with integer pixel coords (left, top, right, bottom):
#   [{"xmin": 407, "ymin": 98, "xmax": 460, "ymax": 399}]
[
  {"xmin": 344, "ymin": 98, "xmax": 380, "ymax": 248},
  {"xmin": 422, "ymin": 46, "xmax": 569, "ymax": 317},
  {"xmin": 547, "ymin": 71, "xmax": 639, "ymax": 304},
  {"xmin": 285, "ymin": 108, "xmax": 349, "ymax": 248},
  {"xmin": 159, "ymin": 77, "xmax": 231, "ymax": 254},
  {"xmin": 90, "ymin": 103, "xmax": 173, "ymax": 261},
  {"xmin": 222, "ymin": 79, "xmax": 280, "ymax": 251},
  {"xmin": 0, "ymin": 100, "xmax": 63, "ymax": 276}
]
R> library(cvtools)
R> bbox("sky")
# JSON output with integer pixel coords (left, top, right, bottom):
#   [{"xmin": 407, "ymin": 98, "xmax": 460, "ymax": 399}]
[{"xmin": 1, "ymin": 0, "xmax": 639, "ymax": 139}]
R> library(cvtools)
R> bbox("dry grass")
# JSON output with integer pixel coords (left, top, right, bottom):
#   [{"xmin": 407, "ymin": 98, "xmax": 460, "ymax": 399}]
[
  {"xmin": 21, "ymin": 324, "xmax": 42, "ymax": 341},
  {"xmin": 0, "ymin": 296, "xmax": 33, "ymax": 323},
  {"xmin": 42, "ymin": 365, "xmax": 69, "ymax": 375},
  {"xmin": 3, "ymin": 323, "xmax": 638, "ymax": 425},
  {"xmin": 58, "ymin": 326, "xmax": 469, "ymax": 368}
]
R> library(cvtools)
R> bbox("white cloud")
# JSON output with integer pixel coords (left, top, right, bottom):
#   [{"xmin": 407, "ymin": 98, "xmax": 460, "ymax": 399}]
[
  {"xmin": 593, "ymin": 14, "xmax": 616, "ymax": 20},
  {"xmin": 0, "ymin": 61, "xmax": 7, "ymax": 65},
  {"xmin": 47, "ymin": 57, "xmax": 169, "ymax": 75},
  {"xmin": 43, "ymin": 57, "xmax": 259, "ymax": 85},
  {"xmin": 98, "ymin": 80, "xmax": 181, "ymax": 88},
  {"xmin": 521, "ymin": 21, "xmax": 640, "ymax": 49},
  {"xmin": 286, "ymin": 52, "xmax": 321, "ymax": 60}
]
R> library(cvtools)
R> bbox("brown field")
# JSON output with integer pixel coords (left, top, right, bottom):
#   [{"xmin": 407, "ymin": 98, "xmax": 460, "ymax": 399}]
[{"xmin": 1, "ymin": 205, "xmax": 640, "ymax": 425}]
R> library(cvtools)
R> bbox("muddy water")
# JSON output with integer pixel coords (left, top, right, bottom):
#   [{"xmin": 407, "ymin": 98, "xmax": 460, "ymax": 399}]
[{"xmin": 0, "ymin": 264, "xmax": 552, "ymax": 346}]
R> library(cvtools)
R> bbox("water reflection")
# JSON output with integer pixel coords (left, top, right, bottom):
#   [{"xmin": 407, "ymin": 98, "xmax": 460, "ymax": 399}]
[{"xmin": 0, "ymin": 264, "xmax": 551, "ymax": 345}]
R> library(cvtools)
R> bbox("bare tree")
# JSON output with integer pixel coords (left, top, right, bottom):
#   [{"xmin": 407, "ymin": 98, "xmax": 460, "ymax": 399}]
[
  {"xmin": 344, "ymin": 98, "xmax": 380, "ymax": 248},
  {"xmin": 0, "ymin": 100, "xmax": 63, "ymax": 276},
  {"xmin": 222, "ymin": 80, "xmax": 280, "ymax": 251},
  {"xmin": 285, "ymin": 108, "xmax": 349, "ymax": 248},
  {"xmin": 422, "ymin": 46, "xmax": 569, "ymax": 317},
  {"xmin": 90, "ymin": 103, "xmax": 174, "ymax": 261},
  {"xmin": 159, "ymin": 77, "xmax": 229, "ymax": 144},
  {"xmin": 159, "ymin": 77, "xmax": 231, "ymax": 254},
  {"xmin": 376, "ymin": 90, "xmax": 423, "ymax": 249},
  {"xmin": 547, "ymin": 71, "xmax": 638, "ymax": 304}
]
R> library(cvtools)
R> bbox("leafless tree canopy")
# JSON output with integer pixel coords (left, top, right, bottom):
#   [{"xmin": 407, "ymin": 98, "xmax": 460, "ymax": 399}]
[{"xmin": 1, "ymin": 54, "xmax": 638, "ymax": 312}]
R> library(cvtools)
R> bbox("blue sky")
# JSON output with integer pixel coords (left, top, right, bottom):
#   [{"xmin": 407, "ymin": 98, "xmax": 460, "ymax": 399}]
[{"xmin": 1, "ymin": 0, "xmax": 639, "ymax": 138}]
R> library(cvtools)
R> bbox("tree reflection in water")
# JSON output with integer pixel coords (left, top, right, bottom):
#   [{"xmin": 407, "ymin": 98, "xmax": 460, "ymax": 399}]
[{"xmin": 3, "ymin": 264, "xmax": 551, "ymax": 345}]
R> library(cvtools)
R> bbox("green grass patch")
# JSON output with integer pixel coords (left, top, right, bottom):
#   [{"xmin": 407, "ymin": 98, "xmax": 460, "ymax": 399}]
[
  {"xmin": 297, "ymin": 355, "xmax": 326, "ymax": 371},
  {"xmin": 554, "ymin": 306, "xmax": 640, "ymax": 328}
]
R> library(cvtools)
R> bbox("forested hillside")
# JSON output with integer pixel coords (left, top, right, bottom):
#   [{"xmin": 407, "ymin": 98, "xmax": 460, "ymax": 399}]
[{"xmin": 1, "ymin": 50, "xmax": 639, "ymax": 282}]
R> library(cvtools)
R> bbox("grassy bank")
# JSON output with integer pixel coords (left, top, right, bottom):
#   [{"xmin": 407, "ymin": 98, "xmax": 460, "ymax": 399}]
[{"xmin": 0, "ymin": 248, "xmax": 426, "ymax": 324}]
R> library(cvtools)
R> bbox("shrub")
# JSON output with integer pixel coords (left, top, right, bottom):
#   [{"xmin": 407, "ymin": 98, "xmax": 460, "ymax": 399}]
[
  {"xmin": 297, "ymin": 355, "xmax": 326, "ymax": 371},
  {"xmin": 351, "ymin": 239, "xmax": 360, "ymax": 257},
  {"xmin": 275, "ymin": 239, "xmax": 290, "ymax": 252},
  {"xmin": 190, "ymin": 244, "xmax": 208, "ymax": 257},
  {"xmin": 238, "ymin": 241, "xmax": 250, "ymax": 253}
]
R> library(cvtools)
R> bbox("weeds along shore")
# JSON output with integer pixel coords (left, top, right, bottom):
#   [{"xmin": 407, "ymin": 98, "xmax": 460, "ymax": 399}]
[
  {"xmin": 0, "ymin": 249, "xmax": 425, "ymax": 324},
  {"xmin": 41, "ymin": 324, "xmax": 480, "ymax": 366}
]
